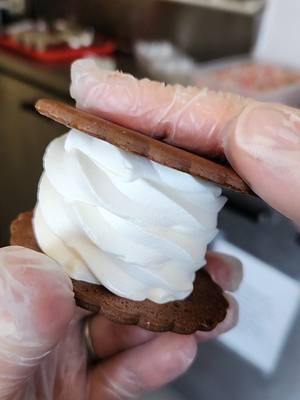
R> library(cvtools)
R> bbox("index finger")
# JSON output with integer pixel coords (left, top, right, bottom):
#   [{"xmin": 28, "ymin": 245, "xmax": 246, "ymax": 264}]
[
  {"xmin": 71, "ymin": 59, "xmax": 248, "ymax": 158},
  {"xmin": 71, "ymin": 60, "xmax": 300, "ymax": 222}
]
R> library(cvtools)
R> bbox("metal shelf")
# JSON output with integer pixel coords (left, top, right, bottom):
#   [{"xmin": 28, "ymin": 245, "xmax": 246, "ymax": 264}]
[{"xmin": 165, "ymin": 0, "xmax": 265, "ymax": 15}]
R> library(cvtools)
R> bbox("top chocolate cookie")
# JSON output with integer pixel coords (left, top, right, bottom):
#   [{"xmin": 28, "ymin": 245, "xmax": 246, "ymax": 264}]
[{"xmin": 35, "ymin": 98, "xmax": 250, "ymax": 194}]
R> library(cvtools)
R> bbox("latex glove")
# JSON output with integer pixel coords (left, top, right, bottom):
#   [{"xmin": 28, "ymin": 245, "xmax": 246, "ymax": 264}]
[
  {"xmin": 0, "ymin": 247, "xmax": 240, "ymax": 399},
  {"xmin": 71, "ymin": 60, "xmax": 300, "ymax": 222}
]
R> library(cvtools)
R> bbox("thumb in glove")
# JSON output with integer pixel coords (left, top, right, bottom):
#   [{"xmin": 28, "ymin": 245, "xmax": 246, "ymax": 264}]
[{"xmin": 0, "ymin": 246, "xmax": 75, "ymax": 400}]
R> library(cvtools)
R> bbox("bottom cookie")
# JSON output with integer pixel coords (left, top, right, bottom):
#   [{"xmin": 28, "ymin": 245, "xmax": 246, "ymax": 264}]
[{"xmin": 10, "ymin": 211, "xmax": 229, "ymax": 334}]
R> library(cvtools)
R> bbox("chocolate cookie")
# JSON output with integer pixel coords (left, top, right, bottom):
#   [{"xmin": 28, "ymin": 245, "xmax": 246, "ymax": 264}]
[
  {"xmin": 10, "ymin": 212, "xmax": 229, "ymax": 334},
  {"xmin": 35, "ymin": 99, "xmax": 251, "ymax": 194}
]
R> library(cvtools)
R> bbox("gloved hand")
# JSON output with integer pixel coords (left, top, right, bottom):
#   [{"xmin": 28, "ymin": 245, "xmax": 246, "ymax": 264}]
[
  {"xmin": 71, "ymin": 62, "xmax": 300, "ymax": 222},
  {"xmin": 0, "ymin": 247, "xmax": 240, "ymax": 400},
  {"xmin": 3, "ymin": 61, "xmax": 300, "ymax": 399}
]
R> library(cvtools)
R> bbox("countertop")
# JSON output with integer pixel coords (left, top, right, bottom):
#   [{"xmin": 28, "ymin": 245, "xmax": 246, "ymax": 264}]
[
  {"xmin": 0, "ymin": 49, "xmax": 138, "ymax": 97},
  {"xmin": 0, "ymin": 49, "xmax": 70, "ymax": 97}
]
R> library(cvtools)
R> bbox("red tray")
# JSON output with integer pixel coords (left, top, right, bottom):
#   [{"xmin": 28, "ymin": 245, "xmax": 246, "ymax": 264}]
[{"xmin": 0, "ymin": 35, "xmax": 116, "ymax": 62}]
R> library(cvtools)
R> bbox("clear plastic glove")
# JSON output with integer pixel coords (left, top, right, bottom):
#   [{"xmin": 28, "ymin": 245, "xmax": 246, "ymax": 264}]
[
  {"xmin": 71, "ymin": 60, "xmax": 300, "ymax": 223},
  {"xmin": 0, "ymin": 247, "xmax": 240, "ymax": 399}
]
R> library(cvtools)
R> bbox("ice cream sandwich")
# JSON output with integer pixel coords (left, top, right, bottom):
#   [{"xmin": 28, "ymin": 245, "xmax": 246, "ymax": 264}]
[{"xmin": 10, "ymin": 97, "xmax": 249, "ymax": 334}]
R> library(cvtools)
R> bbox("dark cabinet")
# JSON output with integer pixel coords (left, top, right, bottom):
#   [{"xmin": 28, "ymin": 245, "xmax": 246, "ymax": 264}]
[{"xmin": 0, "ymin": 73, "xmax": 66, "ymax": 245}]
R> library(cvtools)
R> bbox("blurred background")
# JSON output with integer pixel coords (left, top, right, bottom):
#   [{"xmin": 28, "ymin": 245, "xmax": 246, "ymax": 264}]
[{"xmin": 1, "ymin": 0, "xmax": 300, "ymax": 399}]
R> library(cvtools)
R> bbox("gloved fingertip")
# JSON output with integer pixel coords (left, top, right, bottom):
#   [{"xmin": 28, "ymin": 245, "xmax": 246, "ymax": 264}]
[
  {"xmin": 223, "ymin": 102, "xmax": 300, "ymax": 222},
  {"xmin": 155, "ymin": 333, "xmax": 199, "ymax": 376},
  {"xmin": 206, "ymin": 252, "xmax": 243, "ymax": 292},
  {"xmin": 0, "ymin": 247, "xmax": 75, "ymax": 347}
]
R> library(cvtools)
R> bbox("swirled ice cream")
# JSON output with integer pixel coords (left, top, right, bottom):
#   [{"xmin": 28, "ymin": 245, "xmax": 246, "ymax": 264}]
[{"xmin": 34, "ymin": 128, "xmax": 226, "ymax": 303}]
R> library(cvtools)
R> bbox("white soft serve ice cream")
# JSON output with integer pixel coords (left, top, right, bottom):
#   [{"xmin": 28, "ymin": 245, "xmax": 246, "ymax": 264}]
[{"xmin": 33, "ymin": 126, "xmax": 226, "ymax": 303}]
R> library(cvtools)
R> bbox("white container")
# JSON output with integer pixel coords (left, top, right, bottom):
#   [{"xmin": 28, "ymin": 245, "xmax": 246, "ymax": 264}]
[
  {"xmin": 194, "ymin": 0, "xmax": 300, "ymax": 107},
  {"xmin": 194, "ymin": 56, "xmax": 300, "ymax": 107}
]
